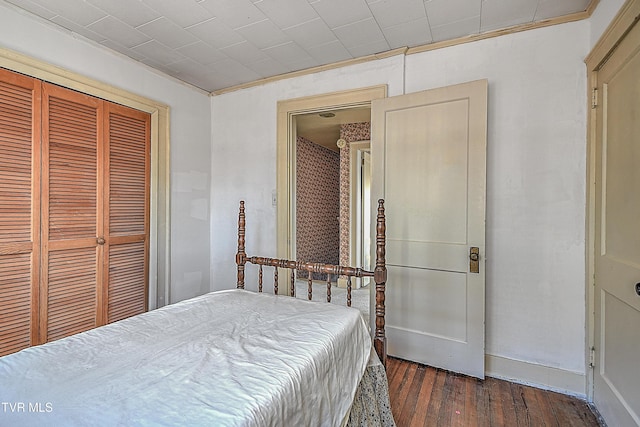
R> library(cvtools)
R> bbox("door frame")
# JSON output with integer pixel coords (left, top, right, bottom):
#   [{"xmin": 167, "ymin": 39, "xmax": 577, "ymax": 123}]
[
  {"xmin": 349, "ymin": 140, "xmax": 371, "ymax": 288},
  {"xmin": 0, "ymin": 46, "xmax": 171, "ymax": 311},
  {"xmin": 584, "ymin": 0, "xmax": 640, "ymax": 401},
  {"xmin": 276, "ymin": 86, "xmax": 387, "ymax": 285}
]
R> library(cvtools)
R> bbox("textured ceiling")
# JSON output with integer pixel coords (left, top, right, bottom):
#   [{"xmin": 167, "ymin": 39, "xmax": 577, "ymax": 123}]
[{"xmin": 2, "ymin": 0, "xmax": 592, "ymax": 92}]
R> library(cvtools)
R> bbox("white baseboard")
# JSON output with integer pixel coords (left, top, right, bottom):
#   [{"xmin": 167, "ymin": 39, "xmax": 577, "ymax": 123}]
[{"xmin": 485, "ymin": 354, "xmax": 587, "ymax": 398}]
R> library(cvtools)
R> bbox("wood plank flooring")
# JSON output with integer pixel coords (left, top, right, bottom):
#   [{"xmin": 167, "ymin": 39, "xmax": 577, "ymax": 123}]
[{"xmin": 386, "ymin": 357, "xmax": 602, "ymax": 427}]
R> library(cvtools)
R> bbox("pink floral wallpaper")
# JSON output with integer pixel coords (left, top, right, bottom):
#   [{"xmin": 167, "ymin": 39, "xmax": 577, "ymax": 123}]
[
  {"xmin": 296, "ymin": 136, "xmax": 340, "ymax": 279},
  {"xmin": 339, "ymin": 122, "xmax": 370, "ymax": 267}
]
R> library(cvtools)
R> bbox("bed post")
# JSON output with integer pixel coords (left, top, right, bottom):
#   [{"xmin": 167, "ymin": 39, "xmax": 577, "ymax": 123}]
[
  {"xmin": 236, "ymin": 201, "xmax": 246, "ymax": 289},
  {"xmin": 374, "ymin": 199, "xmax": 387, "ymax": 367}
]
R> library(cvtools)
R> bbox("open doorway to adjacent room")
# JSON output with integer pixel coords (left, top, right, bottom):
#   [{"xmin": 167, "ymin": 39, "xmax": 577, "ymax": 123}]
[
  {"xmin": 292, "ymin": 108, "xmax": 372, "ymax": 319},
  {"xmin": 275, "ymin": 85, "xmax": 387, "ymax": 321}
]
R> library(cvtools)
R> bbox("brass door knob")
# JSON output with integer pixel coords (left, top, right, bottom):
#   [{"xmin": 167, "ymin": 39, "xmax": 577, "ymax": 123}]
[
  {"xmin": 469, "ymin": 247, "xmax": 479, "ymax": 273},
  {"xmin": 97, "ymin": 237, "xmax": 105, "ymax": 245}
]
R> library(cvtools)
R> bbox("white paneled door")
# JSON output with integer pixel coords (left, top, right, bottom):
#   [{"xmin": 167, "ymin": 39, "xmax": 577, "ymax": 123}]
[
  {"xmin": 371, "ymin": 80, "xmax": 487, "ymax": 378},
  {"xmin": 593, "ymin": 14, "xmax": 640, "ymax": 427}
]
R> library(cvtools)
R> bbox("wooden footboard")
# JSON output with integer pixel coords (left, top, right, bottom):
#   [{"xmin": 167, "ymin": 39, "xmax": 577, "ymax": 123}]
[{"xmin": 236, "ymin": 199, "xmax": 387, "ymax": 366}]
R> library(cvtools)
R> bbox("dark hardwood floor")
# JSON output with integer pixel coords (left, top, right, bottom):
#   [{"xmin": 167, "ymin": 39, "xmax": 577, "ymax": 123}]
[{"xmin": 386, "ymin": 357, "xmax": 602, "ymax": 427}]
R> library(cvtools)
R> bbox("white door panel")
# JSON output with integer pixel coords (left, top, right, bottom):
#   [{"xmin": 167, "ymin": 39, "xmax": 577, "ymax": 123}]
[
  {"xmin": 384, "ymin": 101, "xmax": 469, "ymax": 247},
  {"xmin": 372, "ymin": 79, "xmax": 487, "ymax": 378},
  {"xmin": 386, "ymin": 266, "xmax": 468, "ymax": 340},
  {"xmin": 387, "ymin": 241, "xmax": 469, "ymax": 272},
  {"xmin": 593, "ymin": 13, "xmax": 640, "ymax": 426}
]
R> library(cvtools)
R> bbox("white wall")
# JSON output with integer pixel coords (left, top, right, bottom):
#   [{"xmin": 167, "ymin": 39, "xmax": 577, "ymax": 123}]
[
  {"xmin": 589, "ymin": 0, "xmax": 626, "ymax": 48},
  {"xmin": 0, "ymin": 3, "xmax": 212, "ymax": 305},
  {"xmin": 211, "ymin": 20, "xmax": 592, "ymax": 394}
]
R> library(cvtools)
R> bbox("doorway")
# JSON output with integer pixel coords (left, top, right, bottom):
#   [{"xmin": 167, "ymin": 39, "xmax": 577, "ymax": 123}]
[
  {"xmin": 275, "ymin": 86, "xmax": 386, "ymax": 322},
  {"xmin": 293, "ymin": 110, "xmax": 372, "ymax": 312},
  {"xmin": 294, "ymin": 108, "xmax": 372, "ymax": 281},
  {"xmin": 293, "ymin": 121, "xmax": 341, "ymax": 280}
]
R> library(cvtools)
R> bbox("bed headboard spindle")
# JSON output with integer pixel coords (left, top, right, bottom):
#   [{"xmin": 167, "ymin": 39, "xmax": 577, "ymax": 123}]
[
  {"xmin": 274, "ymin": 268, "xmax": 278, "ymax": 294},
  {"xmin": 236, "ymin": 201, "xmax": 246, "ymax": 290},
  {"xmin": 374, "ymin": 200, "xmax": 387, "ymax": 366},
  {"xmin": 290, "ymin": 270, "xmax": 296, "ymax": 297}
]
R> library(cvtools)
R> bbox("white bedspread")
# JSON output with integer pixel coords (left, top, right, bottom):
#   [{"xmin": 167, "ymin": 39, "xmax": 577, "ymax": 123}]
[{"xmin": 0, "ymin": 289, "xmax": 371, "ymax": 427}]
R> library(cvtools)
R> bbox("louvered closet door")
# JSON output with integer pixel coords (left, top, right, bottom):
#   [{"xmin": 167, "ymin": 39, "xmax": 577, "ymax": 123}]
[
  {"xmin": 41, "ymin": 83, "xmax": 103, "ymax": 342},
  {"xmin": 0, "ymin": 69, "xmax": 41, "ymax": 356},
  {"xmin": 104, "ymin": 103, "xmax": 150, "ymax": 323}
]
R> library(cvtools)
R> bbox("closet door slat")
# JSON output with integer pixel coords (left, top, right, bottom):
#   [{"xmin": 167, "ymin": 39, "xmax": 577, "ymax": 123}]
[
  {"xmin": 105, "ymin": 104, "xmax": 150, "ymax": 323},
  {"xmin": 108, "ymin": 241, "xmax": 146, "ymax": 322},
  {"xmin": 46, "ymin": 248, "xmax": 97, "ymax": 342},
  {"xmin": 41, "ymin": 83, "xmax": 102, "ymax": 343},
  {"xmin": 0, "ymin": 69, "xmax": 41, "ymax": 356}
]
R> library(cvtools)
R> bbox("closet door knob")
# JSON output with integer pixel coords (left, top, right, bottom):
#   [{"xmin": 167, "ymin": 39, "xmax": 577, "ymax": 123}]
[{"xmin": 97, "ymin": 237, "xmax": 105, "ymax": 245}]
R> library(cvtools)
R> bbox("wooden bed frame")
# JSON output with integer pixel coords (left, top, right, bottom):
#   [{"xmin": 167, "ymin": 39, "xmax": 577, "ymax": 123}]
[{"xmin": 236, "ymin": 199, "xmax": 388, "ymax": 365}]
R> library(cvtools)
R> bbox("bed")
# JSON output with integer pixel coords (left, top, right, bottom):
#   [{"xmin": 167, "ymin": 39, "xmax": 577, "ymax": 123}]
[{"xmin": 0, "ymin": 200, "xmax": 392, "ymax": 427}]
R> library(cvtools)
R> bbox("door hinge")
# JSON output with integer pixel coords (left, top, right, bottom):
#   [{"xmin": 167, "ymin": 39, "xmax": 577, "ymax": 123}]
[
  {"xmin": 591, "ymin": 88, "xmax": 598, "ymax": 109},
  {"xmin": 589, "ymin": 346, "xmax": 596, "ymax": 368}
]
